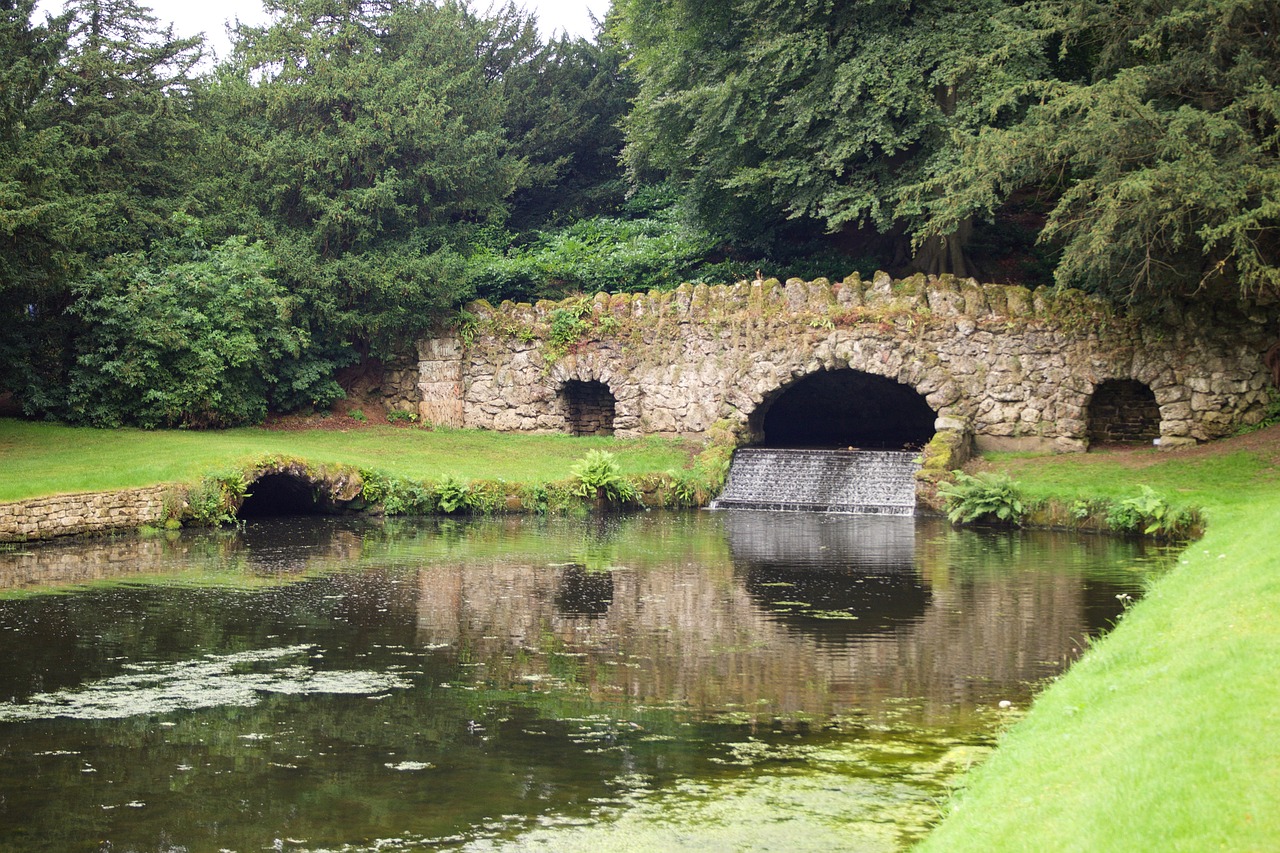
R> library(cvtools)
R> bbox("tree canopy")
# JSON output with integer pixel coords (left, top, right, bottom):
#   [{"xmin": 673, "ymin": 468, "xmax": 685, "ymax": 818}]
[
  {"xmin": 913, "ymin": 0, "xmax": 1280, "ymax": 302},
  {"xmin": 0, "ymin": 0, "xmax": 1274, "ymax": 427},
  {"xmin": 610, "ymin": 0, "xmax": 1052, "ymax": 274}
]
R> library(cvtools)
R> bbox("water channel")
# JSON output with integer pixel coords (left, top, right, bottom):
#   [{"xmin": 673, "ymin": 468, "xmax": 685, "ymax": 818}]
[{"xmin": 0, "ymin": 511, "xmax": 1167, "ymax": 851}]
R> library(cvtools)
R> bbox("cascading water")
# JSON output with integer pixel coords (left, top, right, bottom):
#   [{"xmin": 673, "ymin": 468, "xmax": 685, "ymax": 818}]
[{"xmin": 709, "ymin": 448, "xmax": 921, "ymax": 516}]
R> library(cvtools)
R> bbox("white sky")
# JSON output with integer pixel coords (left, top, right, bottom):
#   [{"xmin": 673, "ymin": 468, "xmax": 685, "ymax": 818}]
[{"xmin": 38, "ymin": 1, "xmax": 612, "ymax": 61}]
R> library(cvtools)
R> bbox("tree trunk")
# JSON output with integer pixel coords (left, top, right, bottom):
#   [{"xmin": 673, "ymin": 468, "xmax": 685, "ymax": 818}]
[{"xmin": 911, "ymin": 217, "xmax": 974, "ymax": 278}]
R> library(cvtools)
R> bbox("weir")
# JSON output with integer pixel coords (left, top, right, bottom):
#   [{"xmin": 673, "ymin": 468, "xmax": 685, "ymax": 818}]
[{"xmin": 709, "ymin": 448, "xmax": 921, "ymax": 516}]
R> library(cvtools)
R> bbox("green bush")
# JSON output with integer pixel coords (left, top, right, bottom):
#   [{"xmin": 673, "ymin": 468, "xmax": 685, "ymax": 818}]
[
  {"xmin": 465, "ymin": 211, "xmax": 721, "ymax": 302},
  {"xmin": 184, "ymin": 471, "xmax": 250, "ymax": 527},
  {"xmin": 437, "ymin": 474, "xmax": 470, "ymax": 514},
  {"xmin": 63, "ymin": 236, "xmax": 341, "ymax": 428},
  {"xmin": 1106, "ymin": 486, "xmax": 1190, "ymax": 536},
  {"xmin": 570, "ymin": 450, "xmax": 640, "ymax": 506},
  {"xmin": 937, "ymin": 471, "xmax": 1027, "ymax": 526}
]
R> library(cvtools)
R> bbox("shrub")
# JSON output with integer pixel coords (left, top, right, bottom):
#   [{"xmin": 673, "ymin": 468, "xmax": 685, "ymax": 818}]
[
  {"xmin": 1106, "ymin": 486, "xmax": 1191, "ymax": 536},
  {"xmin": 184, "ymin": 471, "xmax": 249, "ymax": 527},
  {"xmin": 570, "ymin": 450, "xmax": 640, "ymax": 506},
  {"xmin": 437, "ymin": 474, "xmax": 470, "ymax": 514},
  {"xmin": 63, "ymin": 236, "xmax": 328, "ymax": 428},
  {"xmin": 937, "ymin": 471, "xmax": 1027, "ymax": 525}
]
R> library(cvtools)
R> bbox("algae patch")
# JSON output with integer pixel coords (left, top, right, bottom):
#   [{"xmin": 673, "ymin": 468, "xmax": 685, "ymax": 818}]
[{"xmin": 0, "ymin": 644, "xmax": 412, "ymax": 721}]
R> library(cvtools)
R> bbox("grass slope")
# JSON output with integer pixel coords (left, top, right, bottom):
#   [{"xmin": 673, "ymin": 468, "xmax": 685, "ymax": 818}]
[
  {"xmin": 921, "ymin": 428, "xmax": 1280, "ymax": 851},
  {"xmin": 0, "ymin": 418, "xmax": 694, "ymax": 502}
]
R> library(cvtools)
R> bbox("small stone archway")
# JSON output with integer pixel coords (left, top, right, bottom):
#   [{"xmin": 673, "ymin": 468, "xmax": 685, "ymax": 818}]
[
  {"xmin": 234, "ymin": 462, "xmax": 365, "ymax": 519},
  {"xmin": 748, "ymin": 368, "xmax": 937, "ymax": 449},
  {"xmin": 1086, "ymin": 379, "xmax": 1162, "ymax": 447},
  {"xmin": 559, "ymin": 379, "xmax": 617, "ymax": 437},
  {"xmin": 237, "ymin": 472, "xmax": 325, "ymax": 518}
]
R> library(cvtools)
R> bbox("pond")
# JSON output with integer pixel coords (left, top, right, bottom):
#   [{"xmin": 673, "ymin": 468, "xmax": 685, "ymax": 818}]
[{"xmin": 0, "ymin": 511, "xmax": 1167, "ymax": 852}]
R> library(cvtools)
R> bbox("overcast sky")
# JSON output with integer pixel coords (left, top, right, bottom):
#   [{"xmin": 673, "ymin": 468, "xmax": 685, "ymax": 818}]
[{"xmin": 38, "ymin": 1, "xmax": 611, "ymax": 61}]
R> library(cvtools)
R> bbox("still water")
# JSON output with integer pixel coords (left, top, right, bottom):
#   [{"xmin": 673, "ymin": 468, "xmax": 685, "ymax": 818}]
[{"xmin": 0, "ymin": 512, "xmax": 1165, "ymax": 852}]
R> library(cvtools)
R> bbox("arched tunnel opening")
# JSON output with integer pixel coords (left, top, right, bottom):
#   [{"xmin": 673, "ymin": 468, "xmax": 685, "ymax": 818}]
[
  {"xmin": 237, "ymin": 473, "xmax": 326, "ymax": 519},
  {"xmin": 560, "ymin": 379, "xmax": 617, "ymax": 437},
  {"xmin": 1087, "ymin": 379, "xmax": 1161, "ymax": 446},
  {"xmin": 753, "ymin": 369, "xmax": 936, "ymax": 449}
]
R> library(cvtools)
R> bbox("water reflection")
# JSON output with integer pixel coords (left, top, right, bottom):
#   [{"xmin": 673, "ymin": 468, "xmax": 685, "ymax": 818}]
[{"xmin": 0, "ymin": 511, "xmax": 1166, "ymax": 852}]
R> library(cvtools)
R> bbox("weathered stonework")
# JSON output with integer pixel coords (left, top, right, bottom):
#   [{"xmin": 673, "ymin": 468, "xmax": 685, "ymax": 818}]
[
  {"xmin": 416, "ymin": 273, "xmax": 1278, "ymax": 453},
  {"xmin": 0, "ymin": 486, "xmax": 171, "ymax": 543}
]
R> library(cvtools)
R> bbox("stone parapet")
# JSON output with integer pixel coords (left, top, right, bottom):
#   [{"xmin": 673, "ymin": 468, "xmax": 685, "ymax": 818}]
[
  {"xmin": 0, "ymin": 486, "xmax": 172, "ymax": 543},
  {"xmin": 412, "ymin": 274, "xmax": 1277, "ymax": 450}
]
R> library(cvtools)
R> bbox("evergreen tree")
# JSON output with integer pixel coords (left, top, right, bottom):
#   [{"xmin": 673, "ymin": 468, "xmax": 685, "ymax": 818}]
[
  {"xmin": 611, "ymin": 0, "xmax": 1048, "ymax": 274},
  {"xmin": 914, "ymin": 0, "xmax": 1280, "ymax": 302},
  {"xmin": 223, "ymin": 0, "xmax": 526, "ymax": 354},
  {"xmin": 0, "ymin": 0, "xmax": 205, "ymax": 414},
  {"xmin": 501, "ymin": 27, "xmax": 635, "ymax": 228}
]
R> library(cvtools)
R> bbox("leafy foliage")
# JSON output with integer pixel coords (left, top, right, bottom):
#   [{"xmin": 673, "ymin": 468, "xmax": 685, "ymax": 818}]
[
  {"xmin": 937, "ymin": 471, "xmax": 1028, "ymax": 525},
  {"xmin": 500, "ymin": 28, "xmax": 635, "ymax": 229},
  {"xmin": 914, "ymin": 0, "xmax": 1280, "ymax": 301},
  {"xmin": 63, "ymin": 236, "xmax": 339, "ymax": 428},
  {"xmin": 1, "ymin": 0, "xmax": 205, "ymax": 405},
  {"xmin": 466, "ymin": 209, "xmax": 721, "ymax": 302},
  {"xmin": 570, "ymin": 450, "xmax": 640, "ymax": 506},
  {"xmin": 436, "ymin": 474, "xmax": 471, "ymax": 514},
  {"xmin": 612, "ymin": 0, "xmax": 1049, "ymax": 275},
  {"xmin": 1105, "ymin": 485, "xmax": 1191, "ymax": 536},
  {"xmin": 219, "ymin": 0, "xmax": 525, "ymax": 353}
]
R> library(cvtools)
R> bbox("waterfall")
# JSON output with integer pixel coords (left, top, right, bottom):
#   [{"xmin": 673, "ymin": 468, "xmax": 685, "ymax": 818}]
[{"xmin": 709, "ymin": 448, "xmax": 921, "ymax": 516}]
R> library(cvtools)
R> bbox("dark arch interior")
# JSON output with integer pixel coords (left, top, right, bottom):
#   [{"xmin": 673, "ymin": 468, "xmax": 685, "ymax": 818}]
[
  {"xmin": 237, "ymin": 473, "xmax": 324, "ymax": 518},
  {"xmin": 561, "ymin": 379, "xmax": 616, "ymax": 437},
  {"xmin": 554, "ymin": 565, "xmax": 614, "ymax": 618},
  {"xmin": 743, "ymin": 566, "xmax": 931, "ymax": 641},
  {"xmin": 756, "ymin": 370, "xmax": 936, "ymax": 449},
  {"xmin": 1087, "ymin": 379, "xmax": 1160, "ymax": 446}
]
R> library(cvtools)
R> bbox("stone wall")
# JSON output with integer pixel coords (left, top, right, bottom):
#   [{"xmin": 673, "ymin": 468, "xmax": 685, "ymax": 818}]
[
  {"xmin": 415, "ymin": 273, "xmax": 1278, "ymax": 452},
  {"xmin": 0, "ymin": 486, "xmax": 171, "ymax": 543}
]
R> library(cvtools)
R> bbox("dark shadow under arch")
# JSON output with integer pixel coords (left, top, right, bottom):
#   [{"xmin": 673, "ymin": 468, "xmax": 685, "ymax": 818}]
[
  {"xmin": 237, "ymin": 473, "xmax": 325, "ymax": 518},
  {"xmin": 1087, "ymin": 379, "xmax": 1160, "ymax": 446},
  {"xmin": 560, "ymin": 379, "xmax": 616, "ymax": 436},
  {"xmin": 752, "ymin": 369, "xmax": 936, "ymax": 449}
]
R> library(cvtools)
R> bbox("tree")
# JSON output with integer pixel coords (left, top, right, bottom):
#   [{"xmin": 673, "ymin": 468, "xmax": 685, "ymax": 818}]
[
  {"xmin": 65, "ymin": 235, "xmax": 326, "ymax": 428},
  {"xmin": 0, "ymin": 0, "xmax": 205, "ymax": 415},
  {"xmin": 611, "ymin": 0, "xmax": 1049, "ymax": 275},
  {"xmin": 222, "ymin": 0, "xmax": 527, "ymax": 354},
  {"xmin": 500, "ymin": 28, "xmax": 635, "ymax": 228},
  {"xmin": 913, "ymin": 0, "xmax": 1280, "ymax": 302}
]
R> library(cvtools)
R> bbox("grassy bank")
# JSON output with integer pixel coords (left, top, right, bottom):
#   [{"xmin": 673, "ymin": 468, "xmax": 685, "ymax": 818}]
[
  {"xmin": 0, "ymin": 418, "xmax": 696, "ymax": 503},
  {"xmin": 921, "ymin": 428, "xmax": 1280, "ymax": 850}
]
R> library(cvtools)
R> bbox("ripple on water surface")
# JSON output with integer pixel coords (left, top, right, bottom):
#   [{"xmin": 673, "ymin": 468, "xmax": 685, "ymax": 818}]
[{"xmin": 0, "ymin": 511, "xmax": 1168, "ymax": 852}]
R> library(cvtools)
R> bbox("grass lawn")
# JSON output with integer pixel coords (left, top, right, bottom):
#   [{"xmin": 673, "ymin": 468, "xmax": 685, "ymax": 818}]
[
  {"xmin": 920, "ymin": 426, "xmax": 1280, "ymax": 851},
  {"xmin": 0, "ymin": 418, "xmax": 697, "ymax": 502}
]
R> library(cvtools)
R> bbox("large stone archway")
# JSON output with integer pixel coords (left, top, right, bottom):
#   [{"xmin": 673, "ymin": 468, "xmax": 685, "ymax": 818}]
[
  {"xmin": 412, "ymin": 274, "xmax": 1277, "ymax": 452},
  {"xmin": 749, "ymin": 368, "xmax": 937, "ymax": 449}
]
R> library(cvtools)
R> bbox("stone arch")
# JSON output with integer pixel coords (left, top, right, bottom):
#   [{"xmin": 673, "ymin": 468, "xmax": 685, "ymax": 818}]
[
  {"xmin": 236, "ymin": 462, "xmax": 364, "ymax": 519},
  {"xmin": 238, "ymin": 472, "xmax": 325, "ymax": 518},
  {"xmin": 1085, "ymin": 379, "xmax": 1161, "ymax": 446},
  {"xmin": 559, "ymin": 379, "xmax": 617, "ymax": 436},
  {"xmin": 747, "ymin": 367, "xmax": 938, "ymax": 449},
  {"xmin": 548, "ymin": 355, "xmax": 637, "ymax": 437}
]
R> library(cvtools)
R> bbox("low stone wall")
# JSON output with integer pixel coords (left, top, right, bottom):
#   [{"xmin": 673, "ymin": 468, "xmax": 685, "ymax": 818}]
[
  {"xmin": 0, "ymin": 486, "xmax": 171, "ymax": 543},
  {"xmin": 415, "ymin": 274, "xmax": 1279, "ymax": 452}
]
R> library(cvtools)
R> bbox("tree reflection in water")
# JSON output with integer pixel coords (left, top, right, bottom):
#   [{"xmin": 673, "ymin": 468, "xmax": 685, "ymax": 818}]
[{"xmin": 0, "ymin": 512, "xmax": 1163, "ymax": 852}]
